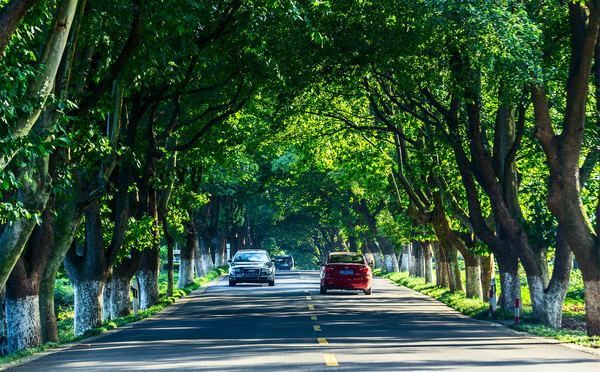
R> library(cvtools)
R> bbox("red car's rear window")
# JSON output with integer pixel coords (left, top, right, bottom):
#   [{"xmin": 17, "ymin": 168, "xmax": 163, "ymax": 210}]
[{"xmin": 329, "ymin": 255, "xmax": 364, "ymax": 264}]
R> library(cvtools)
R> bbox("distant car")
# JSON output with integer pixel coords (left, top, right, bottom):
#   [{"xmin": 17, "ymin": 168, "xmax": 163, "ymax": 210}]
[
  {"xmin": 228, "ymin": 250, "xmax": 275, "ymax": 286},
  {"xmin": 274, "ymin": 254, "xmax": 294, "ymax": 270},
  {"xmin": 319, "ymin": 252, "xmax": 372, "ymax": 295}
]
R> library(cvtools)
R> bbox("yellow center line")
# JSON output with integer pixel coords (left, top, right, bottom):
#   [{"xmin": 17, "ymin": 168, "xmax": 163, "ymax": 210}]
[
  {"xmin": 317, "ymin": 337, "xmax": 328, "ymax": 344},
  {"xmin": 313, "ymin": 325, "xmax": 321, "ymax": 331},
  {"xmin": 324, "ymin": 354, "xmax": 339, "ymax": 366},
  {"xmin": 306, "ymin": 296, "xmax": 312, "ymax": 300},
  {"xmin": 311, "ymin": 316, "xmax": 318, "ymax": 321},
  {"xmin": 308, "ymin": 305, "xmax": 315, "ymax": 310}
]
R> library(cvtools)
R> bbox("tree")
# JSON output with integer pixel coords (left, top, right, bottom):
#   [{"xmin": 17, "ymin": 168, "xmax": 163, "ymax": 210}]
[
  {"xmin": 531, "ymin": 1, "xmax": 600, "ymax": 336},
  {"xmin": 0, "ymin": 0, "xmax": 78, "ymax": 297}
]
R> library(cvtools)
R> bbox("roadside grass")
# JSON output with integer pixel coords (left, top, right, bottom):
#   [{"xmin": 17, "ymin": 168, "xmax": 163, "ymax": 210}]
[
  {"xmin": 0, "ymin": 267, "xmax": 227, "ymax": 365},
  {"xmin": 377, "ymin": 269, "xmax": 600, "ymax": 349}
]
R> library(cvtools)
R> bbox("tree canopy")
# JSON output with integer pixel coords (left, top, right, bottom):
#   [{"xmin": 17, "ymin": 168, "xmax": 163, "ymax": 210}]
[{"xmin": 2, "ymin": 0, "xmax": 600, "ymax": 353}]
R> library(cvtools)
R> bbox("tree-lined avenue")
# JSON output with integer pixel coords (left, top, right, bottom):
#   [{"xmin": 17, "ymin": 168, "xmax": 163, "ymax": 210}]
[{"xmin": 5, "ymin": 271, "xmax": 600, "ymax": 371}]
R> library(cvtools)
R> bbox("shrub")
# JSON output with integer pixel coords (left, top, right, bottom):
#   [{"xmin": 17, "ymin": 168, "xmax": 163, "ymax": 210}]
[
  {"xmin": 566, "ymin": 269, "xmax": 585, "ymax": 300},
  {"xmin": 54, "ymin": 279, "xmax": 74, "ymax": 309}
]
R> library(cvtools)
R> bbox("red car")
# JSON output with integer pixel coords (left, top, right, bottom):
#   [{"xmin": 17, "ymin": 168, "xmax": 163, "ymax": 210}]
[{"xmin": 319, "ymin": 252, "xmax": 372, "ymax": 295}]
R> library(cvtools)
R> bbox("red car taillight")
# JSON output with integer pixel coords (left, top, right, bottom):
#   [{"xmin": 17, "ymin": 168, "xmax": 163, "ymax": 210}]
[{"xmin": 323, "ymin": 266, "xmax": 335, "ymax": 274}]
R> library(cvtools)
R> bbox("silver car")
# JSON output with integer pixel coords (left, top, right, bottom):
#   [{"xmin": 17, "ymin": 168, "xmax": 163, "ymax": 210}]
[{"xmin": 228, "ymin": 250, "xmax": 275, "ymax": 286}]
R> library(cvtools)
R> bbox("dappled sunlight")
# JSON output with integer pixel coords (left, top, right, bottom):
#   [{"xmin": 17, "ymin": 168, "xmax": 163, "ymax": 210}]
[{"xmin": 9, "ymin": 272, "xmax": 600, "ymax": 371}]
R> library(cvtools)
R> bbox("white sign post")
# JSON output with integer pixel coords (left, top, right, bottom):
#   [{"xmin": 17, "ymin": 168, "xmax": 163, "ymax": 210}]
[
  {"xmin": 488, "ymin": 277, "xmax": 497, "ymax": 317},
  {"xmin": 132, "ymin": 279, "xmax": 140, "ymax": 316}
]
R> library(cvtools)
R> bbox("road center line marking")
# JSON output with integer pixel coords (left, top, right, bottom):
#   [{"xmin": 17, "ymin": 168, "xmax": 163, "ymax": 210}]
[
  {"xmin": 311, "ymin": 316, "xmax": 318, "ymax": 320},
  {"xmin": 323, "ymin": 354, "xmax": 339, "ymax": 366},
  {"xmin": 317, "ymin": 337, "xmax": 328, "ymax": 344},
  {"xmin": 308, "ymin": 305, "xmax": 315, "ymax": 310},
  {"xmin": 313, "ymin": 325, "xmax": 321, "ymax": 331}
]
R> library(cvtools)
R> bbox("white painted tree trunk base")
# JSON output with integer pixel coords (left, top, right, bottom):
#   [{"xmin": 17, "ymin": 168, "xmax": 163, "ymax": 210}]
[
  {"xmin": 425, "ymin": 257, "xmax": 434, "ymax": 283},
  {"xmin": 400, "ymin": 245, "xmax": 410, "ymax": 272},
  {"xmin": 137, "ymin": 270, "xmax": 159, "ymax": 310},
  {"xmin": 365, "ymin": 253, "xmax": 375, "ymax": 266},
  {"xmin": 500, "ymin": 272, "xmax": 521, "ymax": 312},
  {"xmin": 102, "ymin": 281, "xmax": 112, "ymax": 322},
  {"xmin": 214, "ymin": 251, "xmax": 226, "ymax": 267},
  {"xmin": 73, "ymin": 281, "xmax": 105, "ymax": 336},
  {"xmin": 178, "ymin": 257, "xmax": 195, "ymax": 289},
  {"xmin": 465, "ymin": 266, "xmax": 482, "ymax": 299},
  {"xmin": 110, "ymin": 278, "xmax": 133, "ymax": 319},
  {"xmin": 528, "ymin": 276, "xmax": 569, "ymax": 328},
  {"xmin": 202, "ymin": 252, "xmax": 214, "ymax": 274},
  {"xmin": 194, "ymin": 254, "xmax": 206, "ymax": 278},
  {"xmin": 6, "ymin": 295, "xmax": 42, "ymax": 354},
  {"xmin": 383, "ymin": 254, "xmax": 399, "ymax": 273},
  {"xmin": 373, "ymin": 254, "xmax": 383, "ymax": 269}
]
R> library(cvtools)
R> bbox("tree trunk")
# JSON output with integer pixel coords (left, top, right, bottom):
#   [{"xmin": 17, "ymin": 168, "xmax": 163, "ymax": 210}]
[
  {"xmin": 464, "ymin": 253, "xmax": 482, "ymax": 299},
  {"xmin": 446, "ymin": 245, "xmax": 464, "ymax": 293},
  {"xmin": 40, "ymin": 163, "xmax": 115, "ymax": 342},
  {"xmin": 109, "ymin": 250, "xmax": 142, "ymax": 319},
  {"xmin": 0, "ymin": 289, "xmax": 7, "ymax": 356},
  {"xmin": 71, "ymin": 280, "xmax": 104, "ymax": 336},
  {"xmin": 527, "ymin": 229, "xmax": 572, "ymax": 327},
  {"xmin": 377, "ymin": 236, "xmax": 399, "ymax": 273},
  {"xmin": 137, "ymin": 251, "xmax": 160, "ymax": 310},
  {"xmin": 362, "ymin": 242, "xmax": 374, "ymax": 266},
  {"xmin": 495, "ymin": 252, "xmax": 521, "ymax": 312},
  {"xmin": 434, "ymin": 241, "xmax": 459, "ymax": 290},
  {"xmin": 422, "ymin": 242, "xmax": 434, "ymax": 283},
  {"xmin": 411, "ymin": 240, "xmax": 424, "ymax": 277},
  {"xmin": 481, "ymin": 254, "xmax": 494, "ymax": 302},
  {"xmin": 367, "ymin": 240, "xmax": 382, "ymax": 269},
  {"xmin": 433, "ymin": 242, "xmax": 449, "ymax": 287},
  {"xmin": 5, "ymin": 295, "xmax": 41, "ymax": 354},
  {"xmin": 347, "ymin": 236, "xmax": 359, "ymax": 252},
  {"xmin": 584, "ymin": 279, "xmax": 600, "ymax": 335},
  {"xmin": 400, "ymin": 244, "xmax": 410, "ymax": 272},
  {"xmin": 162, "ymin": 219, "xmax": 174, "ymax": 297},
  {"xmin": 39, "ymin": 207, "xmax": 83, "ymax": 342},
  {"xmin": 64, "ymin": 201, "xmax": 110, "ymax": 336},
  {"xmin": 138, "ymin": 187, "xmax": 161, "ymax": 309},
  {"xmin": 200, "ymin": 232, "xmax": 215, "ymax": 274},
  {"xmin": 194, "ymin": 242, "xmax": 206, "ymax": 278},
  {"xmin": 0, "ymin": 163, "xmax": 51, "ymax": 292},
  {"xmin": 5, "ymin": 188, "xmax": 54, "ymax": 352},
  {"xmin": 178, "ymin": 221, "xmax": 196, "ymax": 288},
  {"xmin": 102, "ymin": 280, "xmax": 112, "ymax": 321},
  {"xmin": 213, "ymin": 229, "xmax": 227, "ymax": 267},
  {"xmin": 138, "ymin": 240, "xmax": 161, "ymax": 309},
  {"xmin": 110, "ymin": 276, "xmax": 132, "ymax": 319}
]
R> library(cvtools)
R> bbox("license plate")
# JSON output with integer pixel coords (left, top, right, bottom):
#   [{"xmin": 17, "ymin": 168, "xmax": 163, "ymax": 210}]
[
  {"xmin": 339, "ymin": 270, "xmax": 354, "ymax": 275},
  {"xmin": 245, "ymin": 270, "xmax": 259, "ymax": 278}
]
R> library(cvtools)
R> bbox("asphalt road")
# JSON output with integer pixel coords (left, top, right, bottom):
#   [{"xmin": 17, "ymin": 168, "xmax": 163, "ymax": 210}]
[{"xmin": 4, "ymin": 271, "xmax": 600, "ymax": 371}]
